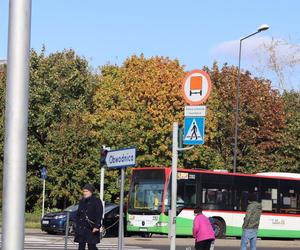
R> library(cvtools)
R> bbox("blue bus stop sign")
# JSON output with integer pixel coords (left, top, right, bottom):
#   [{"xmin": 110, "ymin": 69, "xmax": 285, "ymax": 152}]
[{"xmin": 41, "ymin": 167, "xmax": 47, "ymax": 180}]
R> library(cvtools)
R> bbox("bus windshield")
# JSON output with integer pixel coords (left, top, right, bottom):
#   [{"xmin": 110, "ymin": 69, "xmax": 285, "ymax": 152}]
[{"xmin": 128, "ymin": 169, "xmax": 165, "ymax": 215}]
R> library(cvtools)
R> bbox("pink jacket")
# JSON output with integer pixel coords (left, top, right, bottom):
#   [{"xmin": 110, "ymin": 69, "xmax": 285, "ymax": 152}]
[{"xmin": 193, "ymin": 214, "xmax": 215, "ymax": 242}]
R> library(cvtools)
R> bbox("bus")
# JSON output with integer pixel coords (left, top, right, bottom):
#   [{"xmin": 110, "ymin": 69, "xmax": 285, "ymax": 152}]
[{"xmin": 127, "ymin": 167, "xmax": 300, "ymax": 238}]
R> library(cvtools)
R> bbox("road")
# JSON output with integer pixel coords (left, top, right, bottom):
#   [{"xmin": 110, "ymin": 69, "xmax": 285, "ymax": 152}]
[{"xmin": 1, "ymin": 231, "xmax": 300, "ymax": 250}]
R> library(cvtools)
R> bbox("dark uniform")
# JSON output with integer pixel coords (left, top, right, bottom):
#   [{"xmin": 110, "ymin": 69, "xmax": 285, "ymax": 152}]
[{"xmin": 75, "ymin": 195, "xmax": 103, "ymax": 250}]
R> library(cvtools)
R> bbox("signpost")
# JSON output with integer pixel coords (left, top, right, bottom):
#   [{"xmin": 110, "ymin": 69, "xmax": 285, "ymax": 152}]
[
  {"xmin": 169, "ymin": 69, "xmax": 212, "ymax": 250},
  {"xmin": 105, "ymin": 147, "xmax": 136, "ymax": 250},
  {"xmin": 41, "ymin": 167, "xmax": 47, "ymax": 218}
]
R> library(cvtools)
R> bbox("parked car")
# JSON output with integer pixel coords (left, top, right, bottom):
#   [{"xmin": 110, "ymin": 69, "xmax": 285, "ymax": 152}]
[{"xmin": 41, "ymin": 202, "xmax": 120, "ymax": 236}]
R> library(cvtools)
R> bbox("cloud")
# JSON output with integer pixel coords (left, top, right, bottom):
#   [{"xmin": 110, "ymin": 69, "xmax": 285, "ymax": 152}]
[
  {"xmin": 211, "ymin": 36, "xmax": 273, "ymax": 61},
  {"xmin": 210, "ymin": 36, "xmax": 300, "ymax": 90},
  {"xmin": 211, "ymin": 36, "xmax": 300, "ymax": 64}
]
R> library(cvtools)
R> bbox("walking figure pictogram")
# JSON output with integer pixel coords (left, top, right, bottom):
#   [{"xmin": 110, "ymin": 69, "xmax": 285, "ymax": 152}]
[{"xmin": 190, "ymin": 122, "xmax": 198, "ymax": 140}]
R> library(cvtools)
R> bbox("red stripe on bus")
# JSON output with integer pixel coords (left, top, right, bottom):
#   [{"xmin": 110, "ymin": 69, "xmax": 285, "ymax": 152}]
[
  {"xmin": 180, "ymin": 208, "xmax": 300, "ymax": 217},
  {"xmin": 133, "ymin": 167, "xmax": 300, "ymax": 181}
]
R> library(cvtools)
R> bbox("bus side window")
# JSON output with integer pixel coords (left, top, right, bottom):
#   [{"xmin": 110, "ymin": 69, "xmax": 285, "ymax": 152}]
[
  {"xmin": 176, "ymin": 180, "xmax": 196, "ymax": 209},
  {"xmin": 185, "ymin": 183, "xmax": 197, "ymax": 207},
  {"xmin": 279, "ymin": 180, "xmax": 300, "ymax": 214},
  {"xmin": 202, "ymin": 187, "xmax": 231, "ymax": 210}
]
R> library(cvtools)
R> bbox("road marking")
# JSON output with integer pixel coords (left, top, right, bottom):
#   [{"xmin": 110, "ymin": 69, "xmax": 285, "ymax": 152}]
[{"xmin": 0, "ymin": 234, "xmax": 159, "ymax": 250}]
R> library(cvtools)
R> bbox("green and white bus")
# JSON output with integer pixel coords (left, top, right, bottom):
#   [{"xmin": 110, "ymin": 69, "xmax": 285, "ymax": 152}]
[{"xmin": 127, "ymin": 167, "xmax": 300, "ymax": 238}]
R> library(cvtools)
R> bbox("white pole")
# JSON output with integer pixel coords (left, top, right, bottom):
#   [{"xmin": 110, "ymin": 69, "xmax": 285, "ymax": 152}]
[
  {"xmin": 118, "ymin": 168, "xmax": 125, "ymax": 250},
  {"xmin": 42, "ymin": 179, "xmax": 46, "ymax": 218},
  {"xmin": 1, "ymin": 0, "xmax": 32, "ymax": 249},
  {"xmin": 100, "ymin": 166, "xmax": 105, "ymax": 222},
  {"xmin": 100, "ymin": 167, "xmax": 105, "ymax": 202},
  {"xmin": 170, "ymin": 122, "xmax": 178, "ymax": 250}
]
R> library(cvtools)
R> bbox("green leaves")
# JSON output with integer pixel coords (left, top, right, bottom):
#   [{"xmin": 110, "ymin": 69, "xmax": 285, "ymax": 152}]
[{"xmin": 25, "ymin": 49, "xmax": 99, "ymax": 210}]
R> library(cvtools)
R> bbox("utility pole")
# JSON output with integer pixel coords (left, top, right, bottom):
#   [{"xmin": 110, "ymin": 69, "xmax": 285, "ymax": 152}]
[{"xmin": 1, "ymin": 0, "xmax": 32, "ymax": 249}]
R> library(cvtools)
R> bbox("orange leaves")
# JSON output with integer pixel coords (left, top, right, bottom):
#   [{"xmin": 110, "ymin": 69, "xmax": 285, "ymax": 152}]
[
  {"xmin": 88, "ymin": 55, "xmax": 186, "ymax": 166},
  {"xmin": 88, "ymin": 57, "xmax": 295, "ymax": 173}
]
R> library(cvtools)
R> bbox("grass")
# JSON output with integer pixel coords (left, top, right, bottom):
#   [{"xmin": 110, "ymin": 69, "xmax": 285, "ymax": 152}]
[
  {"xmin": 0, "ymin": 213, "xmax": 42, "ymax": 229},
  {"xmin": 25, "ymin": 213, "xmax": 41, "ymax": 229}
]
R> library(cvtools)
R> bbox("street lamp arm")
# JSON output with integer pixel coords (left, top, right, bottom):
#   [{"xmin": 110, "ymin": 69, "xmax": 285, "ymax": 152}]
[{"xmin": 240, "ymin": 31, "xmax": 260, "ymax": 41}]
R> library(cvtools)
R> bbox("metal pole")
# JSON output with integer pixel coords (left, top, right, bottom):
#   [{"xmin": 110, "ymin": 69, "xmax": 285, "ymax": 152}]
[
  {"xmin": 170, "ymin": 122, "xmax": 178, "ymax": 250},
  {"xmin": 42, "ymin": 179, "xmax": 46, "ymax": 218},
  {"xmin": 1, "ymin": 0, "xmax": 32, "ymax": 249},
  {"xmin": 233, "ymin": 39, "xmax": 242, "ymax": 173},
  {"xmin": 100, "ymin": 167, "xmax": 104, "ymax": 200},
  {"xmin": 100, "ymin": 166, "xmax": 105, "ymax": 210},
  {"xmin": 118, "ymin": 168, "xmax": 125, "ymax": 250},
  {"xmin": 64, "ymin": 211, "xmax": 70, "ymax": 250}
]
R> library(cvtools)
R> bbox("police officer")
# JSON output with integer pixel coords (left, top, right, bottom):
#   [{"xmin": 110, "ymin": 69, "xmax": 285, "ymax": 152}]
[{"xmin": 75, "ymin": 184, "xmax": 103, "ymax": 250}]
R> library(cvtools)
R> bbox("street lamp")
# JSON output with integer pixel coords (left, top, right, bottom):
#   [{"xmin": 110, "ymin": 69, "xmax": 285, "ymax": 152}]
[{"xmin": 233, "ymin": 24, "xmax": 269, "ymax": 173}]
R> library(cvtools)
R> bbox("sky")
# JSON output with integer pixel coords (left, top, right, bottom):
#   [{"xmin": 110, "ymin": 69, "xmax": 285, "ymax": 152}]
[{"xmin": 1, "ymin": 0, "xmax": 300, "ymax": 90}]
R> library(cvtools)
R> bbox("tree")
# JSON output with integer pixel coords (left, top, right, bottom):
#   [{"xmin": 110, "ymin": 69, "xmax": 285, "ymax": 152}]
[
  {"xmin": 256, "ymin": 38, "xmax": 300, "ymax": 89},
  {"xmin": 207, "ymin": 63, "xmax": 286, "ymax": 173},
  {"xmin": 277, "ymin": 91, "xmax": 300, "ymax": 172},
  {"xmin": 0, "ymin": 64, "xmax": 6, "ymax": 205},
  {"xmin": 26, "ymin": 48, "xmax": 99, "ymax": 210}
]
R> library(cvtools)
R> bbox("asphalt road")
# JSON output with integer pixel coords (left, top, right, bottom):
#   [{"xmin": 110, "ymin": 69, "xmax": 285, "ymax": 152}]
[
  {"xmin": 1, "ymin": 231, "xmax": 300, "ymax": 250},
  {"xmin": 124, "ymin": 235, "xmax": 300, "ymax": 250}
]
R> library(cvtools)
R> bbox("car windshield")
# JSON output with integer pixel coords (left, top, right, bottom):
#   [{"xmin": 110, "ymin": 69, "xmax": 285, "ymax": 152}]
[
  {"xmin": 64, "ymin": 204, "xmax": 78, "ymax": 212},
  {"xmin": 105, "ymin": 204, "xmax": 118, "ymax": 214},
  {"xmin": 128, "ymin": 169, "xmax": 165, "ymax": 215}
]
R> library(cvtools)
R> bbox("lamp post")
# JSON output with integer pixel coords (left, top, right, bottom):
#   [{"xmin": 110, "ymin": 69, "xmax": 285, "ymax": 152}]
[{"xmin": 233, "ymin": 24, "xmax": 269, "ymax": 173}]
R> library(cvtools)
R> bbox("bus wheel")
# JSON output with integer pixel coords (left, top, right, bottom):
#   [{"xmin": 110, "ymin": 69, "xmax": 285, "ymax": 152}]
[
  {"xmin": 213, "ymin": 219, "xmax": 225, "ymax": 239},
  {"xmin": 141, "ymin": 232, "xmax": 152, "ymax": 238}
]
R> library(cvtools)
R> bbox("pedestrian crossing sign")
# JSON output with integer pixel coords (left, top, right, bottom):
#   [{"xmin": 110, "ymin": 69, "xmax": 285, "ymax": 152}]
[{"xmin": 183, "ymin": 117, "xmax": 205, "ymax": 145}]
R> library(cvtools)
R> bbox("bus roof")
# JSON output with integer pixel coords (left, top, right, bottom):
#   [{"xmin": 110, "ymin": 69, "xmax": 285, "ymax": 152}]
[
  {"xmin": 133, "ymin": 167, "xmax": 300, "ymax": 181},
  {"xmin": 256, "ymin": 172, "xmax": 300, "ymax": 179}
]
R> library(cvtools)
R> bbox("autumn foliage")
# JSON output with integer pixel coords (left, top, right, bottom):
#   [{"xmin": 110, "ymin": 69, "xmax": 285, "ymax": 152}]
[{"xmin": 0, "ymin": 50, "xmax": 299, "ymax": 210}]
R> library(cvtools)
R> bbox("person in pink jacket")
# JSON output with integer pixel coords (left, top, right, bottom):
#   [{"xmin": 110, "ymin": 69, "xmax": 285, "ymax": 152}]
[{"xmin": 193, "ymin": 205, "xmax": 215, "ymax": 250}]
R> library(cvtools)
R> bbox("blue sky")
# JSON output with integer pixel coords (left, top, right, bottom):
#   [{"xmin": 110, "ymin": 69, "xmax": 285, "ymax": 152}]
[{"xmin": 1, "ymin": 0, "xmax": 300, "ymax": 89}]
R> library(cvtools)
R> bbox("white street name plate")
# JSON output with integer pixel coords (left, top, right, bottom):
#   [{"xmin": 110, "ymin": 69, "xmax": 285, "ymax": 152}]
[
  {"xmin": 184, "ymin": 106, "xmax": 206, "ymax": 117},
  {"xmin": 105, "ymin": 147, "xmax": 136, "ymax": 168}
]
